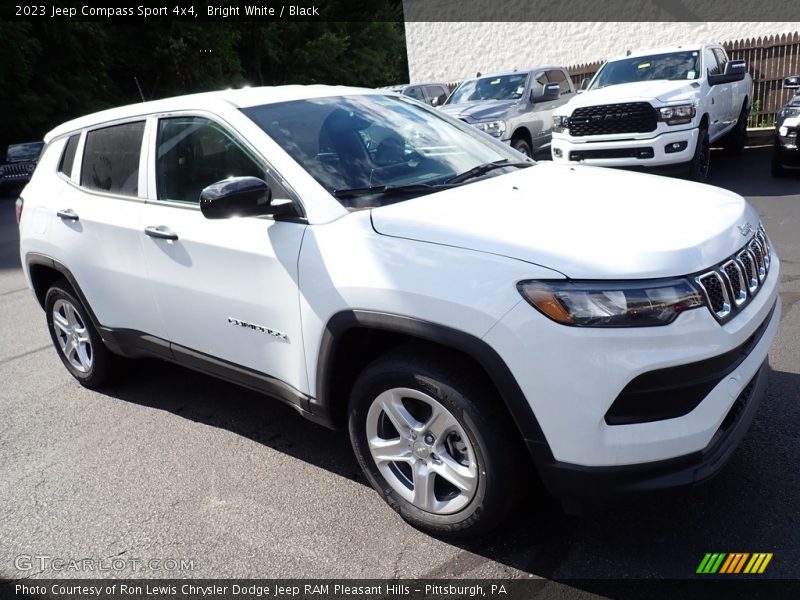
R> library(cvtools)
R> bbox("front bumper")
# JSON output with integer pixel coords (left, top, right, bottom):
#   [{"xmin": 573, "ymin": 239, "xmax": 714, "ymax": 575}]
[
  {"xmin": 533, "ymin": 359, "xmax": 769, "ymax": 504},
  {"xmin": 551, "ymin": 127, "xmax": 699, "ymax": 167}
]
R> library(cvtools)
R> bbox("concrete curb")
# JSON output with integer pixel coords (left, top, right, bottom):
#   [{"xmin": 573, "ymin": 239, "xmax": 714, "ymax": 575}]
[{"xmin": 747, "ymin": 127, "xmax": 774, "ymax": 144}]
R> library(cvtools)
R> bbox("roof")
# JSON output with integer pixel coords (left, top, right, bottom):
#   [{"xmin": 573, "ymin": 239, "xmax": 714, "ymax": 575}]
[
  {"xmin": 458, "ymin": 66, "xmax": 567, "ymax": 83},
  {"xmin": 605, "ymin": 44, "xmax": 712, "ymax": 63},
  {"xmin": 45, "ymin": 84, "xmax": 380, "ymax": 142}
]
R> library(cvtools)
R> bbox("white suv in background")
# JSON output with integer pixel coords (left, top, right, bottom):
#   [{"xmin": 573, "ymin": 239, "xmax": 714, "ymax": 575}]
[{"xmin": 17, "ymin": 86, "xmax": 779, "ymax": 536}]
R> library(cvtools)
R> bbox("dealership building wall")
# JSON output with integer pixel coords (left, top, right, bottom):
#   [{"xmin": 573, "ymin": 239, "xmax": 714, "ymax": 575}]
[{"xmin": 404, "ymin": 22, "xmax": 800, "ymax": 83}]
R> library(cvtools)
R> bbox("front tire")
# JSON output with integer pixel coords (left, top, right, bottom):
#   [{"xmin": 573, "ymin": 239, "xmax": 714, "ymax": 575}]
[
  {"xmin": 45, "ymin": 280, "xmax": 125, "ymax": 388},
  {"xmin": 687, "ymin": 127, "xmax": 711, "ymax": 181},
  {"xmin": 347, "ymin": 348, "xmax": 520, "ymax": 537},
  {"xmin": 511, "ymin": 138, "xmax": 532, "ymax": 157}
]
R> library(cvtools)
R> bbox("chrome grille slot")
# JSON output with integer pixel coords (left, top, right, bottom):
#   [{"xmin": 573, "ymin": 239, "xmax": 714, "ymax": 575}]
[
  {"xmin": 695, "ymin": 230, "xmax": 773, "ymax": 323},
  {"xmin": 736, "ymin": 250, "xmax": 758, "ymax": 293},
  {"xmin": 722, "ymin": 260, "xmax": 747, "ymax": 306},
  {"xmin": 696, "ymin": 271, "xmax": 730, "ymax": 318},
  {"xmin": 748, "ymin": 239, "xmax": 766, "ymax": 281}
]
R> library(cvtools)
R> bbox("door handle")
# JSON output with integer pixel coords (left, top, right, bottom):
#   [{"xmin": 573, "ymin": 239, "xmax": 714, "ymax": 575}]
[
  {"xmin": 144, "ymin": 226, "xmax": 179, "ymax": 241},
  {"xmin": 56, "ymin": 209, "xmax": 79, "ymax": 221}
]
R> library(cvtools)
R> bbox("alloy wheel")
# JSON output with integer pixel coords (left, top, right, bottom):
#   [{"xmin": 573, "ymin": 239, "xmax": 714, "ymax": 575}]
[{"xmin": 52, "ymin": 298, "xmax": 93, "ymax": 373}]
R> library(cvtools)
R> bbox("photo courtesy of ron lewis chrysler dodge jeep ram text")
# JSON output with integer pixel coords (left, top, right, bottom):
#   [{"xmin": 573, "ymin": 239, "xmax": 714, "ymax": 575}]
[{"xmin": 17, "ymin": 85, "xmax": 779, "ymax": 537}]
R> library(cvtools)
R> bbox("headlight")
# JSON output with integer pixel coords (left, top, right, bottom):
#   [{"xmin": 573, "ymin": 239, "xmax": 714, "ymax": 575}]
[
  {"xmin": 474, "ymin": 120, "xmax": 506, "ymax": 138},
  {"xmin": 553, "ymin": 115, "xmax": 569, "ymax": 133},
  {"xmin": 779, "ymin": 107, "xmax": 800, "ymax": 118},
  {"xmin": 658, "ymin": 104, "xmax": 696, "ymax": 126},
  {"xmin": 517, "ymin": 279, "xmax": 704, "ymax": 327}
]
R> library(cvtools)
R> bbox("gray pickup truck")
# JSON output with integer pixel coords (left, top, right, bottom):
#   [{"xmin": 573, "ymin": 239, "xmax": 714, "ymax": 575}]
[{"xmin": 440, "ymin": 67, "xmax": 574, "ymax": 157}]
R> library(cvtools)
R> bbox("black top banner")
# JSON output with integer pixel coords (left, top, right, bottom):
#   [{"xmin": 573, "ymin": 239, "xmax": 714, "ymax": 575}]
[{"xmin": 2, "ymin": 0, "xmax": 800, "ymax": 22}]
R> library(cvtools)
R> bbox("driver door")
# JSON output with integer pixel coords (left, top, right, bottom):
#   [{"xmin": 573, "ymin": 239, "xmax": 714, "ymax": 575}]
[{"xmin": 139, "ymin": 114, "xmax": 309, "ymax": 393}]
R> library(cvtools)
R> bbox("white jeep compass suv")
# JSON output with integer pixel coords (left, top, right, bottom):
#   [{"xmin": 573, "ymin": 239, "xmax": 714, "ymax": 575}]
[{"xmin": 17, "ymin": 86, "xmax": 780, "ymax": 536}]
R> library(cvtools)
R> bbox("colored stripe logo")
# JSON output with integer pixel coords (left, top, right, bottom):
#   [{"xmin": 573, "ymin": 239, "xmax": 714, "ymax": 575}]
[{"xmin": 696, "ymin": 552, "xmax": 773, "ymax": 574}]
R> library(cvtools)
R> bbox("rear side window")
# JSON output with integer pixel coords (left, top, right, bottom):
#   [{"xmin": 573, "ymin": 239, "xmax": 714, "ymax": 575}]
[
  {"xmin": 155, "ymin": 116, "xmax": 269, "ymax": 204},
  {"xmin": 404, "ymin": 86, "xmax": 425, "ymax": 101},
  {"xmin": 81, "ymin": 122, "xmax": 145, "ymax": 196},
  {"xmin": 58, "ymin": 134, "xmax": 80, "ymax": 178}
]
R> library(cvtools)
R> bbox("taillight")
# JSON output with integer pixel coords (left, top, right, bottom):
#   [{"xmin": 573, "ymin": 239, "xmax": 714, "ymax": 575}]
[{"xmin": 15, "ymin": 197, "xmax": 24, "ymax": 225}]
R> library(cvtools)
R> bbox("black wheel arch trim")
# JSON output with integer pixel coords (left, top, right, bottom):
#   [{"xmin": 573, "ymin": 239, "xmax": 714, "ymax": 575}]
[{"xmin": 313, "ymin": 310, "xmax": 555, "ymax": 463}]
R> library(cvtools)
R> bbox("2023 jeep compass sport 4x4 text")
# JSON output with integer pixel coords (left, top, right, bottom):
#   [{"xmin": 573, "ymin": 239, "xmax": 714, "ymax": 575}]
[{"xmin": 17, "ymin": 86, "xmax": 779, "ymax": 537}]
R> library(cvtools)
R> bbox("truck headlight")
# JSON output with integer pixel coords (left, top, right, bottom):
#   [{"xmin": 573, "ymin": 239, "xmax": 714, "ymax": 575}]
[
  {"xmin": 474, "ymin": 120, "xmax": 506, "ymax": 138},
  {"xmin": 517, "ymin": 278, "xmax": 704, "ymax": 327},
  {"xmin": 553, "ymin": 115, "xmax": 569, "ymax": 133},
  {"xmin": 658, "ymin": 104, "xmax": 696, "ymax": 126}
]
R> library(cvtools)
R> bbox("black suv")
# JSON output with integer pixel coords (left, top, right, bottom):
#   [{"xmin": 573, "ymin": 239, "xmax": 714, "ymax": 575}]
[
  {"xmin": 0, "ymin": 141, "xmax": 44, "ymax": 193},
  {"xmin": 772, "ymin": 75, "xmax": 800, "ymax": 177}
]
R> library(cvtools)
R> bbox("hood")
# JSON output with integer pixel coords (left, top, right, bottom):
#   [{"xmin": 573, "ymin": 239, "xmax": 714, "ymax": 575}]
[
  {"xmin": 439, "ymin": 99, "xmax": 519, "ymax": 122},
  {"xmin": 370, "ymin": 163, "xmax": 757, "ymax": 279},
  {"xmin": 558, "ymin": 80, "xmax": 699, "ymax": 113}
]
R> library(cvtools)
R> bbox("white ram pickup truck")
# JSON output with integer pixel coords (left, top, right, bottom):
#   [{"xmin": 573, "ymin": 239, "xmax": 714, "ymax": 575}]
[{"xmin": 551, "ymin": 44, "xmax": 752, "ymax": 180}]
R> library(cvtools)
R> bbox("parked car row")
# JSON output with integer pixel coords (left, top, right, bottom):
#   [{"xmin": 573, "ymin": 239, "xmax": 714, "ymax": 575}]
[{"xmin": 393, "ymin": 43, "xmax": 800, "ymax": 180}]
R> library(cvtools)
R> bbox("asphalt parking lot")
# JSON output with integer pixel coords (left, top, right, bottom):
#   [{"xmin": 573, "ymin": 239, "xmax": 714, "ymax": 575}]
[{"xmin": 0, "ymin": 146, "xmax": 798, "ymax": 593}]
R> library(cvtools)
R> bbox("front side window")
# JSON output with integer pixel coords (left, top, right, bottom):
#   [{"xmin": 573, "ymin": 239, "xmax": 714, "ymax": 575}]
[
  {"xmin": 590, "ymin": 51, "xmax": 702, "ymax": 89},
  {"xmin": 547, "ymin": 70, "xmax": 571, "ymax": 94},
  {"xmin": 156, "ymin": 116, "xmax": 280, "ymax": 205},
  {"xmin": 81, "ymin": 122, "xmax": 144, "ymax": 196},
  {"xmin": 242, "ymin": 94, "xmax": 523, "ymax": 208},
  {"xmin": 712, "ymin": 48, "xmax": 728, "ymax": 73},
  {"xmin": 446, "ymin": 73, "xmax": 530, "ymax": 104},
  {"xmin": 704, "ymin": 47, "xmax": 720, "ymax": 76}
]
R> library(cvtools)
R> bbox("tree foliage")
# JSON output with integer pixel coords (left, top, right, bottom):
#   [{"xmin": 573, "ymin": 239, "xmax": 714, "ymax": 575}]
[{"xmin": 0, "ymin": 7, "xmax": 407, "ymax": 152}]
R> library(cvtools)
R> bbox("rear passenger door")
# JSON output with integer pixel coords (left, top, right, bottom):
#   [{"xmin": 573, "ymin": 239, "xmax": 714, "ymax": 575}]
[
  {"xmin": 139, "ymin": 114, "xmax": 309, "ymax": 393},
  {"xmin": 51, "ymin": 122, "xmax": 168, "ymax": 342}
]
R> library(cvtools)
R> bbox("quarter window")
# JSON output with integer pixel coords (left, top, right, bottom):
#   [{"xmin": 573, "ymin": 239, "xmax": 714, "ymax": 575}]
[
  {"xmin": 80, "ymin": 122, "xmax": 145, "ymax": 196},
  {"xmin": 58, "ymin": 134, "xmax": 80, "ymax": 178},
  {"xmin": 155, "ymin": 116, "xmax": 281, "ymax": 205}
]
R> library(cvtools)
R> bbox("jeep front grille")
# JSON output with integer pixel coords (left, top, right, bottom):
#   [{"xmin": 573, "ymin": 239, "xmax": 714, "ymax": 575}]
[
  {"xmin": 568, "ymin": 102, "xmax": 658, "ymax": 137},
  {"xmin": 695, "ymin": 225, "xmax": 773, "ymax": 322}
]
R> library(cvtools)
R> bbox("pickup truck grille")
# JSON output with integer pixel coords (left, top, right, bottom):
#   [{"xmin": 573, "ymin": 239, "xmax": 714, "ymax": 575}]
[
  {"xmin": 695, "ymin": 226, "xmax": 772, "ymax": 322},
  {"xmin": 1, "ymin": 163, "xmax": 32, "ymax": 177},
  {"xmin": 568, "ymin": 102, "xmax": 657, "ymax": 137}
]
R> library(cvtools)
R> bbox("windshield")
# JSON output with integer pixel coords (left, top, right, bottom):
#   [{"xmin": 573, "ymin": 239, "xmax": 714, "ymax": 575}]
[
  {"xmin": 589, "ymin": 51, "xmax": 701, "ymax": 90},
  {"xmin": 242, "ymin": 94, "xmax": 523, "ymax": 208},
  {"xmin": 6, "ymin": 142, "xmax": 44, "ymax": 162},
  {"xmin": 446, "ymin": 73, "xmax": 529, "ymax": 104}
]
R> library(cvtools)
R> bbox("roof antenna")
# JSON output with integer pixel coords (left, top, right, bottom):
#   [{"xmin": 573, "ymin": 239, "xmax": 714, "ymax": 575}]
[
  {"xmin": 626, "ymin": 49, "xmax": 632, "ymax": 56},
  {"xmin": 134, "ymin": 77, "xmax": 146, "ymax": 102}
]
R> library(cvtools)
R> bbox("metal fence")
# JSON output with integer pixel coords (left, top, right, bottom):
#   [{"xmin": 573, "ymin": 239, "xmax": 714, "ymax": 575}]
[{"xmin": 565, "ymin": 33, "xmax": 800, "ymax": 128}]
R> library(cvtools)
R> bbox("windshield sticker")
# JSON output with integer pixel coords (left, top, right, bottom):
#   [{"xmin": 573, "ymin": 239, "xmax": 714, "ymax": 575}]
[
  {"xmin": 638, "ymin": 62, "xmax": 651, "ymax": 69},
  {"xmin": 490, "ymin": 79, "xmax": 501, "ymax": 85},
  {"xmin": 687, "ymin": 70, "xmax": 696, "ymax": 79}
]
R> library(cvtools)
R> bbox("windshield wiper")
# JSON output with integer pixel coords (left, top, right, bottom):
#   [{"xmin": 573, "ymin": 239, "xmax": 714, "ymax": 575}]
[
  {"xmin": 445, "ymin": 159, "xmax": 532, "ymax": 185},
  {"xmin": 333, "ymin": 182, "xmax": 453, "ymax": 199}
]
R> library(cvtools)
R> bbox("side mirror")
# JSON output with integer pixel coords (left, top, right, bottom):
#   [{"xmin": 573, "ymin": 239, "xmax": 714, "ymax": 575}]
[
  {"xmin": 200, "ymin": 176, "xmax": 274, "ymax": 219},
  {"xmin": 784, "ymin": 75, "xmax": 800, "ymax": 89},
  {"xmin": 708, "ymin": 59, "xmax": 746, "ymax": 86},
  {"xmin": 531, "ymin": 82, "xmax": 561, "ymax": 103}
]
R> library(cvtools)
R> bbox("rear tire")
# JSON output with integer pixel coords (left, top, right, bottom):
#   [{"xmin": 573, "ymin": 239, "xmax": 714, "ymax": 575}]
[
  {"xmin": 45, "ymin": 280, "xmax": 126, "ymax": 388},
  {"xmin": 723, "ymin": 104, "xmax": 748, "ymax": 156},
  {"xmin": 347, "ymin": 348, "xmax": 521, "ymax": 537}
]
